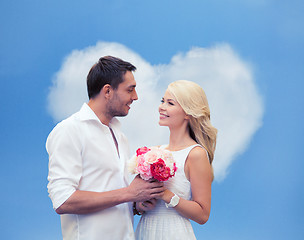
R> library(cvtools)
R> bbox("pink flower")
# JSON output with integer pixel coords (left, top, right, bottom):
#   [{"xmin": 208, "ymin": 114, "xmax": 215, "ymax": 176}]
[
  {"xmin": 173, "ymin": 163, "xmax": 177, "ymax": 175},
  {"xmin": 136, "ymin": 146, "xmax": 150, "ymax": 156},
  {"xmin": 136, "ymin": 155, "xmax": 152, "ymax": 180},
  {"xmin": 151, "ymin": 159, "xmax": 172, "ymax": 181},
  {"xmin": 144, "ymin": 150, "xmax": 159, "ymax": 164},
  {"xmin": 128, "ymin": 146, "xmax": 177, "ymax": 181}
]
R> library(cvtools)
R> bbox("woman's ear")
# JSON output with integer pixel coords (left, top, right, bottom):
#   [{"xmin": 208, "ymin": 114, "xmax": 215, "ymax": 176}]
[{"xmin": 185, "ymin": 114, "xmax": 190, "ymax": 120}]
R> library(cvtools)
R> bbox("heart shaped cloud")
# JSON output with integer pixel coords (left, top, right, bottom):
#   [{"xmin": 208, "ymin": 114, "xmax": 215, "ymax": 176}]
[{"xmin": 47, "ymin": 41, "xmax": 264, "ymax": 181}]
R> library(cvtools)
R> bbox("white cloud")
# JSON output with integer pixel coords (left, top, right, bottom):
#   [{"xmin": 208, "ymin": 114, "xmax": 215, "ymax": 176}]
[{"xmin": 47, "ymin": 41, "xmax": 264, "ymax": 181}]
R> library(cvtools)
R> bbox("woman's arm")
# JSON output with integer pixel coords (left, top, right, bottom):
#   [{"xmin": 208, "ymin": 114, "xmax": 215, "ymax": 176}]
[{"xmin": 161, "ymin": 146, "xmax": 213, "ymax": 224}]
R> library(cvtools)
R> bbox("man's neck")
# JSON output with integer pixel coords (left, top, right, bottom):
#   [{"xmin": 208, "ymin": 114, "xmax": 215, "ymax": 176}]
[{"xmin": 88, "ymin": 99, "xmax": 112, "ymax": 126}]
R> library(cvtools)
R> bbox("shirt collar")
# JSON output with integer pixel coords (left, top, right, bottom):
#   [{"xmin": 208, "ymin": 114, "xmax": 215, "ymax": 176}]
[{"xmin": 78, "ymin": 103, "xmax": 121, "ymax": 130}]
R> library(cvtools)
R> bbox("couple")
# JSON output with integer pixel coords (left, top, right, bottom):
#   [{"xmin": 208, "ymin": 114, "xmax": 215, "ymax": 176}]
[{"xmin": 46, "ymin": 56, "xmax": 217, "ymax": 240}]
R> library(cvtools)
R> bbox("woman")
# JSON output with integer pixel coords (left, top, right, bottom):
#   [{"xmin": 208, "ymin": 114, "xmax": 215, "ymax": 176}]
[{"xmin": 134, "ymin": 80, "xmax": 217, "ymax": 239}]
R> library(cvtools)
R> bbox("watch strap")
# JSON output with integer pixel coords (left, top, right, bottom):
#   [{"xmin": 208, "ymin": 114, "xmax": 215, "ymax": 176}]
[{"xmin": 165, "ymin": 193, "xmax": 180, "ymax": 208}]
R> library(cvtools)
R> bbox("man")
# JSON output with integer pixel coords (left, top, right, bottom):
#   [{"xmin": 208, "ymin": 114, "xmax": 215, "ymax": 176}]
[{"xmin": 46, "ymin": 56, "xmax": 164, "ymax": 239}]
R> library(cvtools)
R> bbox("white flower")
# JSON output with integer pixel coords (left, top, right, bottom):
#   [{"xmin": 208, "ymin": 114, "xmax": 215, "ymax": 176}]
[{"xmin": 127, "ymin": 155, "xmax": 138, "ymax": 174}]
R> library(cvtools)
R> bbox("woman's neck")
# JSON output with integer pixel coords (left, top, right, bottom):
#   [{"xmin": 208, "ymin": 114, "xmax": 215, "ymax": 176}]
[{"xmin": 168, "ymin": 126, "xmax": 196, "ymax": 151}]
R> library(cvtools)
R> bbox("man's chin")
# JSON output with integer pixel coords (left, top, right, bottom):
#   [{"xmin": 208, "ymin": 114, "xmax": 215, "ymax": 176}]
[{"xmin": 115, "ymin": 111, "xmax": 129, "ymax": 117}]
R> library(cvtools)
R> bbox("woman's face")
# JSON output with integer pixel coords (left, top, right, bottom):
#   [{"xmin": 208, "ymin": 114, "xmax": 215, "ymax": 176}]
[{"xmin": 158, "ymin": 90, "xmax": 188, "ymax": 128}]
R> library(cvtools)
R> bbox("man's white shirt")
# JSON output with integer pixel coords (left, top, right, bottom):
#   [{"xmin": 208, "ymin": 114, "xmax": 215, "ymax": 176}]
[{"xmin": 46, "ymin": 103, "xmax": 134, "ymax": 240}]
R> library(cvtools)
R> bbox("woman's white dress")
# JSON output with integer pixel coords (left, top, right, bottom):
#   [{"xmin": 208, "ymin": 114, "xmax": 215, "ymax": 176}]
[{"xmin": 135, "ymin": 144, "xmax": 203, "ymax": 240}]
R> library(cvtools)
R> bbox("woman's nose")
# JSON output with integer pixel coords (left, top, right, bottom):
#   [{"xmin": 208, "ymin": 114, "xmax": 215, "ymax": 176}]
[{"xmin": 159, "ymin": 102, "xmax": 166, "ymax": 110}]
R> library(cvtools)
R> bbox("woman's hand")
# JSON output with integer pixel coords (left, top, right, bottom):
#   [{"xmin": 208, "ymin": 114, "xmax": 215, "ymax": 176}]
[{"xmin": 159, "ymin": 189, "xmax": 175, "ymax": 204}]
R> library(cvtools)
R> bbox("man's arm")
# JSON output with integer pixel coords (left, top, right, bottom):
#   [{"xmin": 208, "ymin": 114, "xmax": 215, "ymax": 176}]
[
  {"xmin": 55, "ymin": 175, "xmax": 164, "ymax": 214},
  {"xmin": 47, "ymin": 121, "xmax": 164, "ymax": 215}
]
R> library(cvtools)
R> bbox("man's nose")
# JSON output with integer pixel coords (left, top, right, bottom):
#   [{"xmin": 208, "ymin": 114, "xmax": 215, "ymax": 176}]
[{"xmin": 133, "ymin": 90, "xmax": 138, "ymax": 100}]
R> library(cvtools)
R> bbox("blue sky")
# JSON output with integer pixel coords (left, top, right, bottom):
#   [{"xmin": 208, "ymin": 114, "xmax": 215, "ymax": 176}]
[{"xmin": 1, "ymin": 0, "xmax": 303, "ymax": 239}]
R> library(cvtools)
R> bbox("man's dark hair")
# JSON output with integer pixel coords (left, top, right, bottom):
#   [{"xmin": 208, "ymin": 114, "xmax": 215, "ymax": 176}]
[{"xmin": 87, "ymin": 56, "xmax": 136, "ymax": 99}]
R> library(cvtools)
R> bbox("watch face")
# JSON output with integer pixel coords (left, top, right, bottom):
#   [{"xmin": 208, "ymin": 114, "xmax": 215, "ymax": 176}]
[
  {"xmin": 172, "ymin": 196, "xmax": 179, "ymax": 205},
  {"xmin": 171, "ymin": 195, "xmax": 180, "ymax": 206}
]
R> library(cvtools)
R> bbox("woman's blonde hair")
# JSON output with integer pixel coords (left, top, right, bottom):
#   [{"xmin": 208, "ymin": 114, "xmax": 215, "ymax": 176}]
[{"xmin": 168, "ymin": 80, "xmax": 217, "ymax": 164}]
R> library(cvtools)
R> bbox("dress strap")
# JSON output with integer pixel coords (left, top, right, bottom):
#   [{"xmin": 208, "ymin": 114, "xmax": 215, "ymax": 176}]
[
  {"xmin": 182, "ymin": 144, "xmax": 210, "ymax": 163},
  {"xmin": 159, "ymin": 144, "xmax": 209, "ymax": 162}
]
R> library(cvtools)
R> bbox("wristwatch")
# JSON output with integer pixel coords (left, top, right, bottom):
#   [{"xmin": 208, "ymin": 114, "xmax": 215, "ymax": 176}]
[{"xmin": 165, "ymin": 193, "xmax": 180, "ymax": 208}]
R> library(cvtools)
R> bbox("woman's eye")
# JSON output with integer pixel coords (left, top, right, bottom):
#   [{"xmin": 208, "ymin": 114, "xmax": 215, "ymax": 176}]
[
  {"xmin": 160, "ymin": 99, "xmax": 164, "ymax": 103},
  {"xmin": 169, "ymin": 102, "xmax": 174, "ymax": 105}
]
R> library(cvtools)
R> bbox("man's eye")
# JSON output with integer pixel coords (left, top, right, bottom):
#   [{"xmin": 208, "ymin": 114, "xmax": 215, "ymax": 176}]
[
  {"xmin": 160, "ymin": 99, "xmax": 164, "ymax": 103},
  {"xmin": 169, "ymin": 102, "xmax": 174, "ymax": 105}
]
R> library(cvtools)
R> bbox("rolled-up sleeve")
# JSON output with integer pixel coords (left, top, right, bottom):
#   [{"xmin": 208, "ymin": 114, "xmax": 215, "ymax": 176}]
[{"xmin": 46, "ymin": 121, "xmax": 83, "ymax": 210}]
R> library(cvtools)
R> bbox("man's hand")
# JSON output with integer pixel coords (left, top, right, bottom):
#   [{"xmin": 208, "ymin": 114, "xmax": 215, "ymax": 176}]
[
  {"xmin": 128, "ymin": 175, "xmax": 165, "ymax": 202},
  {"xmin": 136, "ymin": 198, "xmax": 158, "ymax": 213}
]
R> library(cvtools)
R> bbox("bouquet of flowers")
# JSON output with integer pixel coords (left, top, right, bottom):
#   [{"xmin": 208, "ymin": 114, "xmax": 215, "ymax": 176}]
[{"xmin": 128, "ymin": 146, "xmax": 177, "ymax": 181}]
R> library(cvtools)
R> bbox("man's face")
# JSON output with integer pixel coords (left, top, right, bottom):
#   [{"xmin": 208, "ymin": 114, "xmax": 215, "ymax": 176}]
[{"xmin": 107, "ymin": 71, "xmax": 138, "ymax": 117}]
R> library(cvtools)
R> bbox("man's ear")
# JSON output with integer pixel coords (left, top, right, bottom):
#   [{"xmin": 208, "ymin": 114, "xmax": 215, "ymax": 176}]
[{"xmin": 102, "ymin": 84, "xmax": 113, "ymax": 99}]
